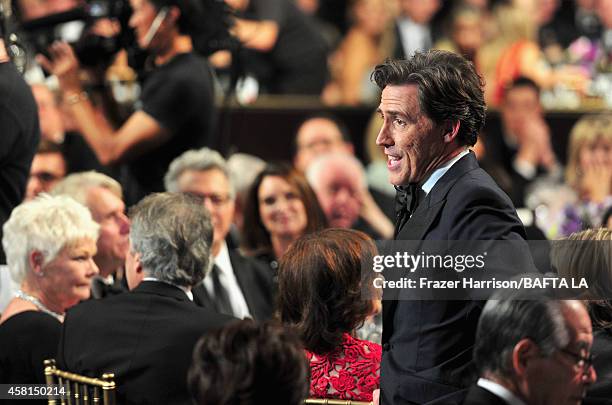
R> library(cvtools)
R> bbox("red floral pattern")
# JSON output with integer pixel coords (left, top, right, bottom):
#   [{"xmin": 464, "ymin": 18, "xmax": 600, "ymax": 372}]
[{"xmin": 305, "ymin": 333, "xmax": 381, "ymax": 401}]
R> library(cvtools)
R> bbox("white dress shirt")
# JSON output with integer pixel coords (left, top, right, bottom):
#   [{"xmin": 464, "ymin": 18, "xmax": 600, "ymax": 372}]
[
  {"xmin": 421, "ymin": 148, "xmax": 471, "ymax": 195},
  {"xmin": 397, "ymin": 17, "xmax": 432, "ymax": 58},
  {"xmin": 203, "ymin": 242, "xmax": 252, "ymax": 319},
  {"xmin": 477, "ymin": 378, "xmax": 527, "ymax": 405}
]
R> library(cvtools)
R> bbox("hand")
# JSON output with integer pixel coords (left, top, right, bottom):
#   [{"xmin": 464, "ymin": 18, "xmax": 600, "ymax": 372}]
[
  {"xmin": 516, "ymin": 116, "xmax": 556, "ymax": 170},
  {"xmin": 37, "ymin": 41, "xmax": 82, "ymax": 93},
  {"xmin": 580, "ymin": 159, "xmax": 612, "ymax": 203},
  {"xmin": 358, "ymin": 187, "xmax": 394, "ymax": 239}
]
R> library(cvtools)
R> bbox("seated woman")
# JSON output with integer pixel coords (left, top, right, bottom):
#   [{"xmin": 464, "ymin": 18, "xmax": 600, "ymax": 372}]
[
  {"xmin": 560, "ymin": 113, "xmax": 612, "ymax": 236},
  {"xmin": 241, "ymin": 163, "xmax": 327, "ymax": 272},
  {"xmin": 278, "ymin": 228, "xmax": 381, "ymax": 402},
  {"xmin": 551, "ymin": 228, "xmax": 612, "ymax": 402},
  {"xmin": 0, "ymin": 195, "xmax": 99, "ymax": 389},
  {"xmin": 188, "ymin": 319, "xmax": 310, "ymax": 405}
]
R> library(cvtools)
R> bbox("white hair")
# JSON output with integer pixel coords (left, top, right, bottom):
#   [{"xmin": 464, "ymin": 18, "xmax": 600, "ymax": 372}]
[
  {"xmin": 227, "ymin": 153, "xmax": 265, "ymax": 197},
  {"xmin": 51, "ymin": 171, "xmax": 123, "ymax": 206},
  {"xmin": 164, "ymin": 147, "xmax": 235, "ymax": 199},
  {"xmin": 2, "ymin": 194, "xmax": 100, "ymax": 283},
  {"xmin": 305, "ymin": 152, "xmax": 367, "ymax": 190}
]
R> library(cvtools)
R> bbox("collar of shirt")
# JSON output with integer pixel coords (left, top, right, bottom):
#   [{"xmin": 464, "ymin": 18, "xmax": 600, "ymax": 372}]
[
  {"xmin": 95, "ymin": 274, "xmax": 115, "ymax": 286},
  {"xmin": 477, "ymin": 378, "xmax": 527, "ymax": 405},
  {"xmin": 421, "ymin": 149, "xmax": 470, "ymax": 195},
  {"xmin": 141, "ymin": 277, "xmax": 193, "ymax": 301}
]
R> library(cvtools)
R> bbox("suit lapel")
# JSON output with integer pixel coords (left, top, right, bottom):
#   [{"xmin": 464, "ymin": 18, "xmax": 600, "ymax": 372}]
[
  {"xmin": 229, "ymin": 250, "xmax": 259, "ymax": 319},
  {"xmin": 192, "ymin": 282, "xmax": 214, "ymax": 308}
]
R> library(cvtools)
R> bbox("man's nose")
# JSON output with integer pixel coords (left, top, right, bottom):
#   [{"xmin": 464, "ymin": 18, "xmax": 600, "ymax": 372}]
[{"xmin": 376, "ymin": 124, "xmax": 391, "ymax": 147}]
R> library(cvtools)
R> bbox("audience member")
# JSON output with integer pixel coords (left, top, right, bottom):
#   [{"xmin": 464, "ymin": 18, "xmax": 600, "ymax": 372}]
[
  {"xmin": 559, "ymin": 113, "xmax": 612, "ymax": 236},
  {"xmin": 433, "ymin": 4, "xmax": 484, "ymax": 63},
  {"xmin": 552, "ymin": 228, "xmax": 612, "ymax": 403},
  {"xmin": 391, "ymin": 0, "xmax": 441, "ymax": 59},
  {"xmin": 278, "ymin": 228, "xmax": 381, "ymax": 402},
  {"xmin": 242, "ymin": 163, "xmax": 327, "ymax": 272},
  {"xmin": 226, "ymin": 153, "xmax": 266, "ymax": 233},
  {"xmin": 466, "ymin": 287, "xmax": 597, "ymax": 405},
  {"xmin": 38, "ymin": 0, "xmax": 228, "ymax": 205},
  {"xmin": 57, "ymin": 193, "xmax": 235, "ymax": 405},
  {"xmin": 225, "ymin": 0, "xmax": 329, "ymax": 95},
  {"xmin": 29, "ymin": 83, "xmax": 107, "ymax": 174},
  {"xmin": 482, "ymin": 77, "xmax": 560, "ymax": 207},
  {"xmin": 25, "ymin": 140, "xmax": 66, "ymax": 202},
  {"xmin": 293, "ymin": 114, "xmax": 395, "ymax": 220},
  {"xmin": 188, "ymin": 320, "xmax": 310, "ymax": 405},
  {"xmin": 306, "ymin": 153, "xmax": 394, "ymax": 239},
  {"xmin": 165, "ymin": 148, "xmax": 274, "ymax": 320},
  {"xmin": 51, "ymin": 172, "xmax": 130, "ymax": 299},
  {"xmin": 323, "ymin": 0, "xmax": 392, "ymax": 106},
  {"xmin": 0, "ymin": 195, "xmax": 99, "ymax": 388}
]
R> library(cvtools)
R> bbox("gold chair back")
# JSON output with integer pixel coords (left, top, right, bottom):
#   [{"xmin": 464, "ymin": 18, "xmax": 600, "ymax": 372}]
[
  {"xmin": 44, "ymin": 359, "xmax": 116, "ymax": 405},
  {"xmin": 304, "ymin": 399, "xmax": 371, "ymax": 405}
]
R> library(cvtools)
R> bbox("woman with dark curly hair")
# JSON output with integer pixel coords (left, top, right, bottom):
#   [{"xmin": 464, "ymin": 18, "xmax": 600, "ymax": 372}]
[
  {"xmin": 188, "ymin": 319, "xmax": 310, "ymax": 405},
  {"xmin": 241, "ymin": 162, "xmax": 327, "ymax": 271},
  {"xmin": 277, "ymin": 228, "xmax": 381, "ymax": 401}
]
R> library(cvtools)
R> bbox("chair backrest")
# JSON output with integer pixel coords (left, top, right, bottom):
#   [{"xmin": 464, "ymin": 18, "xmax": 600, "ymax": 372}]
[
  {"xmin": 44, "ymin": 359, "xmax": 116, "ymax": 405},
  {"xmin": 304, "ymin": 399, "xmax": 371, "ymax": 405}
]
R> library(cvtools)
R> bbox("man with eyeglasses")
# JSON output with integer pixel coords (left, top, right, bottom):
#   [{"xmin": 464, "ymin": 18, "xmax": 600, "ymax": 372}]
[
  {"xmin": 165, "ymin": 147, "xmax": 274, "ymax": 321},
  {"xmin": 465, "ymin": 286, "xmax": 597, "ymax": 405}
]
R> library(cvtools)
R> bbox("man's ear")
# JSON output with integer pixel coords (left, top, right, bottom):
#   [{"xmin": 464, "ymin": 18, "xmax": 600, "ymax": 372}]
[
  {"xmin": 512, "ymin": 338, "xmax": 540, "ymax": 377},
  {"xmin": 443, "ymin": 121, "xmax": 461, "ymax": 144}
]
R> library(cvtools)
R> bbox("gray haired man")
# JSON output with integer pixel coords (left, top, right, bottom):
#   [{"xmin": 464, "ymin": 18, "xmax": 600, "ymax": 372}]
[
  {"xmin": 57, "ymin": 192, "xmax": 235, "ymax": 405},
  {"xmin": 464, "ymin": 287, "xmax": 597, "ymax": 405}
]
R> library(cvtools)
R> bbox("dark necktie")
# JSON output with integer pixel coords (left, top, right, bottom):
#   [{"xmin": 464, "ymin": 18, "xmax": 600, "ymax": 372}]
[
  {"xmin": 210, "ymin": 264, "xmax": 233, "ymax": 316},
  {"xmin": 394, "ymin": 183, "xmax": 424, "ymax": 236}
]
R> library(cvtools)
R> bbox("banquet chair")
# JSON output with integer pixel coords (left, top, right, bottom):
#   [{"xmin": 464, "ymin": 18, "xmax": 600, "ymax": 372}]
[{"xmin": 44, "ymin": 359, "xmax": 116, "ymax": 405}]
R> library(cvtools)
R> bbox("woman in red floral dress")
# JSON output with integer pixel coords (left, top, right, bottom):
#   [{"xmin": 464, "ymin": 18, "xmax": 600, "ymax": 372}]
[{"xmin": 278, "ymin": 228, "xmax": 382, "ymax": 402}]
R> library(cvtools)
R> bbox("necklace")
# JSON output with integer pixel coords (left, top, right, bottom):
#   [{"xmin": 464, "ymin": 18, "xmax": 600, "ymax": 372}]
[{"xmin": 14, "ymin": 290, "xmax": 64, "ymax": 322}]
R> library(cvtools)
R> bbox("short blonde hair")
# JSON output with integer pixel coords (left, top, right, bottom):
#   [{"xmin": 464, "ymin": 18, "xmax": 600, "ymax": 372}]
[
  {"xmin": 566, "ymin": 114, "xmax": 612, "ymax": 188},
  {"xmin": 2, "ymin": 194, "xmax": 100, "ymax": 283},
  {"xmin": 51, "ymin": 171, "xmax": 123, "ymax": 206}
]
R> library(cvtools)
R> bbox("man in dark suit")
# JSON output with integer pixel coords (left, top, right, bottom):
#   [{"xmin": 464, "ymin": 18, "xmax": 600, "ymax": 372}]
[
  {"xmin": 465, "ymin": 287, "xmax": 597, "ymax": 405},
  {"xmin": 165, "ymin": 147, "xmax": 274, "ymax": 320},
  {"xmin": 372, "ymin": 51, "xmax": 533, "ymax": 404},
  {"xmin": 57, "ymin": 192, "xmax": 235, "ymax": 405}
]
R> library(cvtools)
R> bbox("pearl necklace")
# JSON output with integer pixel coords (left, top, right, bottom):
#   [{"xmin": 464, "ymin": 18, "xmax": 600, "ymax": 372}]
[{"xmin": 14, "ymin": 290, "xmax": 64, "ymax": 322}]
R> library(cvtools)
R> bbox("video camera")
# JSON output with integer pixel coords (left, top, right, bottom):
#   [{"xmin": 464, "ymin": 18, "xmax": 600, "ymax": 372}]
[{"xmin": 18, "ymin": 0, "xmax": 134, "ymax": 68}]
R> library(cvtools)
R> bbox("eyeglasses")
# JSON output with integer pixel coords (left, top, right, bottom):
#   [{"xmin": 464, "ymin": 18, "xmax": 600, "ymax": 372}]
[
  {"xmin": 558, "ymin": 348, "xmax": 595, "ymax": 374},
  {"xmin": 187, "ymin": 192, "xmax": 232, "ymax": 207}
]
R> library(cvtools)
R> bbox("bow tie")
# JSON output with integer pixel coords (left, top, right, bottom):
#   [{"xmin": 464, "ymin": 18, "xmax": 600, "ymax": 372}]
[{"xmin": 394, "ymin": 183, "xmax": 424, "ymax": 218}]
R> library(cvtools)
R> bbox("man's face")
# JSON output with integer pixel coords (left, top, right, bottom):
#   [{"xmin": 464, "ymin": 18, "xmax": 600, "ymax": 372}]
[
  {"xmin": 31, "ymin": 85, "xmax": 64, "ymax": 142},
  {"xmin": 177, "ymin": 168, "xmax": 234, "ymax": 256},
  {"xmin": 501, "ymin": 86, "xmax": 542, "ymax": 139},
  {"xmin": 86, "ymin": 187, "xmax": 130, "ymax": 277},
  {"xmin": 525, "ymin": 301, "xmax": 596, "ymax": 405},
  {"xmin": 295, "ymin": 118, "xmax": 353, "ymax": 171},
  {"xmin": 26, "ymin": 152, "xmax": 67, "ymax": 200},
  {"xmin": 312, "ymin": 160, "xmax": 362, "ymax": 229},
  {"xmin": 376, "ymin": 84, "xmax": 447, "ymax": 186}
]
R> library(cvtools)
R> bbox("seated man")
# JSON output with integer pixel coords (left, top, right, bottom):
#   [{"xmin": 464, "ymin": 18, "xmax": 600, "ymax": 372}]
[
  {"xmin": 465, "ymin": 286, "xmax": 597, "ymax": 405},
  {"xmin": 25, "ymin": 139, "xmax": 66, "ymax": 200},
  {"xmin": 52, "ymin": 171, "xmax": 130, "ymax": 298},
  {"xmin": 306, "ymin": 152, "xmax": 393, "ymax": 239},
  {"xmin": 165, "ymin": 148, "xmax": 274, "ymax": 320},
  {"xmin": 188, "ymin": 319, "xmax": 310, "ymax": 405},
  {"xmin": 57, "ymin": 192, "xmax": 235, "ymax": 405}
]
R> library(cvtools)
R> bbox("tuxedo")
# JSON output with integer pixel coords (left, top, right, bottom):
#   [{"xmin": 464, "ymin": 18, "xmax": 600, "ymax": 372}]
[
  {"xmin": 381, "ymin": 152, "xmax": 531, "ymax": 405},
  {"xmin": 192, "ymin": 248, "xmax": 274, "ymax": 320},
  {"xmin": 58, "ymin": 281, "xmax": 235, "ymax": 405},
  {"xmin": 462, "ymin": 385, "xmax": 510, "ymax": 405}
]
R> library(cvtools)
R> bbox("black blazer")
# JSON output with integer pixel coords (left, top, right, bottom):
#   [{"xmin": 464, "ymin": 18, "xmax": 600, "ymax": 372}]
[
  {"xmin": 58, "ymin": 281, "xmax": 235, "ymax": 405},
  {"xmin": 381, "ymin": 152, "xmax": 531, "ymax": 405},
  {"xmin": 462, "ymin": 385, "xmax": 510, "ymax": 405},
  {"xmin": 192, "ymin": 249, "xmax": 275, "ymax": 321}
]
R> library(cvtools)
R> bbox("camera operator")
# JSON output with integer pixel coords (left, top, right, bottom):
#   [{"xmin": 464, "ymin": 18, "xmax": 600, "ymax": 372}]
[
  {"xmin": 38, "ymin": 0, "xmax": 229, "ymax": 205},
  {"xmin": 0, "ymin": 26, "xmax": 40, "ymax": 264}
]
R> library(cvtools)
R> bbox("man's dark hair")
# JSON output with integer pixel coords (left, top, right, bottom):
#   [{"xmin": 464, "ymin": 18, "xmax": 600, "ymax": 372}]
[
  {"xmin": 474, "ymin": 283, "xmax": 571, "ymax": 378},
  {"xmin": 371, "ymin": 50, "xmax": 486, "ymax": 146},
  {"xmin": 188, "ymin": 320, "xmax": 310, "ymax": 405},
  {"xmin": 503, "ymin": 76, "xmax": 541, "ymax": 99},
  {"xmin": 294, "ymin": 113, "xmax": 353, "ymax": 147}
]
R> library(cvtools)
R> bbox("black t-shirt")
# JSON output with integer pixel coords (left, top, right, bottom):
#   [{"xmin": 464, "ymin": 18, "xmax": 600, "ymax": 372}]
[
  {"xmin": 0, "ymin": 311, "xmax": 61, "ymax": 405},
  {"xmin": 242, "ymin": 0, "xmax": 328, "ymax": 94},
  {"xmin": 0, "ymin": 62, "xmax": 40, "ymax": 264},
  {"xmin": 122, "ymin": 52, "xmax": 216, "ymax": 205}
]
